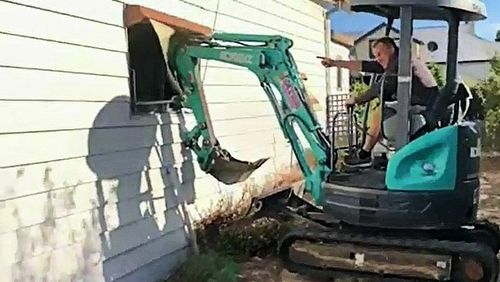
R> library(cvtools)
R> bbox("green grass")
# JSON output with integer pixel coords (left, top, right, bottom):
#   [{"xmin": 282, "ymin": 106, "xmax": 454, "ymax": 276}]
[{"xmin": 166, "ymin": 251, "xmax": 240, "ymax": 282}]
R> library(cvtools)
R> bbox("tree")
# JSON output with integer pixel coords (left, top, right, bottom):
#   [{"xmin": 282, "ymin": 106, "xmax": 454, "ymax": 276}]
[
  {"xmin": 426, "ymin": 62, "xmax": 445, "ymax": 88},
  {"xmin": 496, "ymin": 30, "xmax": 500, "ymax": 42},
  {"xmin": 471, "ymin": 55, "xmax": 500, "ymax": 150}
]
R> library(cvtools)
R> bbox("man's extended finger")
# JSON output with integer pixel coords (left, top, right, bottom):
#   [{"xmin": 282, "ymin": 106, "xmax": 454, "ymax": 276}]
[{"xmin": 316, "ymin": 56, "xmax": 327, "ymax": 59}]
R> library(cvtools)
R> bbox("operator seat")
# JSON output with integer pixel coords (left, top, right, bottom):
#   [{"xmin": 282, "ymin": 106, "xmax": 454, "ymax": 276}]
[
  {"xmin": 381, "ymin": 80, "xmax": 472, "ymax": 148},
  {"xmin": 381, "ymin": 102, "xmax": 427, "ymax": 143}
]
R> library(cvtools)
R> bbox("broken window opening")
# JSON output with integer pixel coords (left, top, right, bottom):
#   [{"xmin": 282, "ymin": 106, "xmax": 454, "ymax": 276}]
[{"xmin": 125, "ymin": 5, "xmax": 212, "ymax": 115}]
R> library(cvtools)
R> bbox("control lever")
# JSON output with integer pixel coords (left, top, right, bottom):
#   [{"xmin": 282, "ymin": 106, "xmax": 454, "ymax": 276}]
[
  {"xmin": 346, "ymin": 105, "xmax": 356, "ymax": 152},
  {"xmin": 342, "ymin": 104, "xmax": 362, "ymax": 173}
]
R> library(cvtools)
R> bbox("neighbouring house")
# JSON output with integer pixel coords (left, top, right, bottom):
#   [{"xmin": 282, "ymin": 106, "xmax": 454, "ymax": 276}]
[
  {"xmin": 347, "ymin": 22, "xmax": 426, "ymax": 62},
  {"xmin": 0, "ymin": 1, "xmax": 348, "ymax": 281},
  {"xmin": 414, "ymin": 22, "xmax": 500, "ymax": 84}
]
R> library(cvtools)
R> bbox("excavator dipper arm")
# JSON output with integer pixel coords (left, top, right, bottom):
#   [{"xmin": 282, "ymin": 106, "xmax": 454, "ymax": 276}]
[{"xmin": 172, "ymin": 32, "xmax": 331, "ymax": 201}]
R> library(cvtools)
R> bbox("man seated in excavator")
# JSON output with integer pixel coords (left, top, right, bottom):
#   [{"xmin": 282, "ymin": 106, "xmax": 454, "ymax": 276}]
[{"xmin": 319, "ymin": 36, "xmax": 440, "ymax": 168}]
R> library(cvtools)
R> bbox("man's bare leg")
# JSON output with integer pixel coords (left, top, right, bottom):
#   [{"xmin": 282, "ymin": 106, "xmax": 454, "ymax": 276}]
[
  {"xmin": 363, "ymin": 130, "xmax": 382, "ymax": 152},
  {"xmin": 363, "ymin": 115, "xmax": 382, "ymax": 153},
  {"xmin": 344, "ymin": 107, "xmax": 381, "ymax": 167}
]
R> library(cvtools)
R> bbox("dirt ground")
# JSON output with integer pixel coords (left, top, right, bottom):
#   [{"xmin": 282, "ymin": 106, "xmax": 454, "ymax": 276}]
[
  {"xmin": 478, "ymin": 157, "xmax": 500, "ymax": 225},
  {"xmin": 237, "ymin": 157, "xmax": 500, "ymax": 282}
]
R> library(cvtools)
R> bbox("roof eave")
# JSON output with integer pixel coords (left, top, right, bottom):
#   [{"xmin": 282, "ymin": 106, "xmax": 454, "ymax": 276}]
[{"xmin": 308, "ymin": 0, "xmax": 349, "ymax": 10}]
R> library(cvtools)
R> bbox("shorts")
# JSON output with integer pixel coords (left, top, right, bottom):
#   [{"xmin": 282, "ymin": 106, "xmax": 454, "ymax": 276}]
[{"xmin": 368, "ymin": 105, "xmax": 396, "ymax": 135}]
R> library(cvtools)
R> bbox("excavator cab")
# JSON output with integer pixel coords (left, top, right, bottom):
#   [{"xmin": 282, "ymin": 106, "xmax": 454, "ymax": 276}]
[
  {"xmin": 323, "ymin": 0, "xmax": 488, "ymax": 229},
  {"xmin": 348, "ymin": 0, "xmax": 483, "ymax": 149}
]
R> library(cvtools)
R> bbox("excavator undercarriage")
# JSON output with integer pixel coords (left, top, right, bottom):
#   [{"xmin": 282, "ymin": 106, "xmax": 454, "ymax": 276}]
[
  {"xmin": 279, "ymin": 221, "xmax": 500, "ymax": 281},
  {"xmin": 247, "ymin": 175, "xmax": 500, "ymax": 281}
]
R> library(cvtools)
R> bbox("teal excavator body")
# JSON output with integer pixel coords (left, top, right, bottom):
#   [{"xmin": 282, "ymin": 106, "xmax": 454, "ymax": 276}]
[
  {"xmin": 171, "ymin": 31, "xmax": 478, "ymax": 202},
  {"xmin": 163, "ymin": 20, "xmax": 498, "ymax": 282}
]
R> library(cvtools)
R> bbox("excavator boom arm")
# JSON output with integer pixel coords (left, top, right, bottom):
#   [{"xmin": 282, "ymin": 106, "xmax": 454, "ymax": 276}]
[{"xmin": 173, "ymin": 32, "xmax": 331, "ymax": 202}]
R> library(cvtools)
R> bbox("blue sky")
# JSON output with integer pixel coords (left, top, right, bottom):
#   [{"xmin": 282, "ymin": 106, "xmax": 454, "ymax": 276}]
[{"xmin": 331, "ymin": 0, "xmax": 500, "ymax": 41}]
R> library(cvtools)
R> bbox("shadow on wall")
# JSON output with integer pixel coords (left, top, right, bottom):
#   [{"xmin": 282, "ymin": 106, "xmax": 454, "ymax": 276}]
[
  {"xmin": 86, "ymin": 96, "xmax": 197, "ymax": 282},
  {"xmin": 85, "ymin": 19, "xmax": 204, "ymax": 281},
  {"xmin": 87, "ymin": 97, "xmax": 195, "ymax": 281}
]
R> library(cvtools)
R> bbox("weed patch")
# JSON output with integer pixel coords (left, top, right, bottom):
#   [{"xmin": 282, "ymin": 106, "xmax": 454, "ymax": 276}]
[
  {"xmin": 166, "ymin": 160, "xmax": 306, "ymax": 282},
  {"xmin": 166, "ymin": 251, "xmax": 240, "ymax": 282}
]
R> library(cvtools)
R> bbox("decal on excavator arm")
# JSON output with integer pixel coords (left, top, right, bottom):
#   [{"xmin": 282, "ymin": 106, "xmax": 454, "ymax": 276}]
[
  {"xmin": 219, "ymin": 51, "xmax": 253, "ymax": 64},
  {"xmin": 281, "ymin": 75, "xmax": 301, "ymax": 110}
]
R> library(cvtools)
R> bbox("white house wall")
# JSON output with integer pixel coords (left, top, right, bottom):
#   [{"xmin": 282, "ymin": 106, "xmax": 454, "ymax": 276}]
[
  {"xmin": 444, "ymin": 61, "xmax": 493, "ymax": 85},
  {"xmin": 0, "ymin": 0, "xmax": 332, "ymax": 282},
  {"xmin": 457, "ymin": 62, "xmax": 493, "ymax": 83},
  {"xmin": 329, "ymin": 41, "xmax": 350, "ymax": 95}
]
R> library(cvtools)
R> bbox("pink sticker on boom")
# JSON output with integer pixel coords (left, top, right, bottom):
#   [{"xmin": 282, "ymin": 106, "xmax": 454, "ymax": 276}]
[{"xmin": 281, "ymin": 77, "xmax": 301, "ymax": 110}]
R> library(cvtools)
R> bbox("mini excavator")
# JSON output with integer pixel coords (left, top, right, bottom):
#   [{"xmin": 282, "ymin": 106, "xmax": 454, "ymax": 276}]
[{"xmin": 149, "ymin": 0, "xmax": 500, "ymax": 281}]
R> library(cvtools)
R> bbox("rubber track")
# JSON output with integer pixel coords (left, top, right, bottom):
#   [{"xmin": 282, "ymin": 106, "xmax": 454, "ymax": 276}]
[
  {"xmin": 472, "ymin": 220, "xmax": 500, "ymax": 253},
  {"xmin": 279, "ymin": 228, "xmax": 500, "ymax": 282}
]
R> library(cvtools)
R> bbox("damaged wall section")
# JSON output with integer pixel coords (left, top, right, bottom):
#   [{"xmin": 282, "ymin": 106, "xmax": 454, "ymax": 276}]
[{"xmin": 126, "ymin": 5, "xmax": 212, "ymax": 113}]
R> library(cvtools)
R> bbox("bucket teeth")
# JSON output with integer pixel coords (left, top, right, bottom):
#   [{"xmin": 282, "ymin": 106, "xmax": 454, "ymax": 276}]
[{"xmin": 207, "ymin": 149, "xmax": 269, "ymax": 184}]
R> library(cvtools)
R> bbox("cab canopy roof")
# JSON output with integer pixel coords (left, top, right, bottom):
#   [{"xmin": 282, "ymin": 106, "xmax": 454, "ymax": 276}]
[{"xmin": 350, "ymin": 0, "xmax": 487, "ymax": 21}]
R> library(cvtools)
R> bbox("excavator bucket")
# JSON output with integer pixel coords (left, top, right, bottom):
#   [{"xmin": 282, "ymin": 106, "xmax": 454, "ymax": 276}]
[{"xmin": 207, "ymin": 149, "xmax": 269, "ymax": 185}]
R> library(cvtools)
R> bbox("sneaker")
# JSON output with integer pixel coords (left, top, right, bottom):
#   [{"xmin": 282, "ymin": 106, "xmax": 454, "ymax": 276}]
[{"xmin": 343, "ymin": 151, "xmax": 372, "ymax": 168}]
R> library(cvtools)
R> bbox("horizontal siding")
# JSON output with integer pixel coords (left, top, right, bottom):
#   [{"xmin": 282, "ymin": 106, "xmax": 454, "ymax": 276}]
[
  {"xmin": 272, "ymin": 0, "xmax": 325, "ymax": 20},
  {"xmin": 216, "ymin": 0, "xmax": 323, "ymax": 42},
  {"xmin": 0, "ymin": 128, "xmax": 284, "ymax": 202},
  {"xmin": 0, "ymin": 125, "xmax": 284, "ymax": 169},
  {"xmin": 1, "ymin": 202, "xmax": 186, "ymax": 262},
  {"xmin": 1, "ymin": 166, "xmax": 189, "ymax": 231},
  {"xmin": 3, "ymin": 228, "xmax": 189, "ymax": 282},
  {"xmin": 3, "ymin": 0, "xmax": 125, "ymax": 26},
  {"xmin": 102, "ymin": 228, "xmax": 189, "ymax": 281},
  {"xmin": 212, "ymin": 14, "xmax": 324, "ymax": 53},
  {"xmin": 1, "ymin": 139, "xmax": 288, "ymax": 213},
  {"xmin": 0, "ymin": 1, "xmax": 127, "ymax": 52},
  {"xmin": 1, "ymin": 0, "xmax": 326, "ymax": 281},
  {"xmin": 0, "ymin": 1, "xmax": 190, "ymax": 282},
  {"xmin": 115, "ymin": 247, "xmax": 188, "ymax": 282},
  {"xmin": 0, "ymin": 125, "xmax": 181, "ymax": 168},
  {"xmin": 0, "ymin": 67, "xmax": 130, "ymax": 101},
  {"xmin": 0, "ymin": 99, "xmax": 285, "ymax": 135},
  {"xmin": 0, "ymin": 33, "xmax": 128, "ymax": 77},
  {"xmin": 3, "ymin": 230, "xmax": 104, "ymax": 282},
  {"xmin": 1, "ymin": 146, "xmax": 195, "ymax": 200},
  {"xmin": 233, "ymin": 0, "xmax": 323, "ymax": 31}
]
